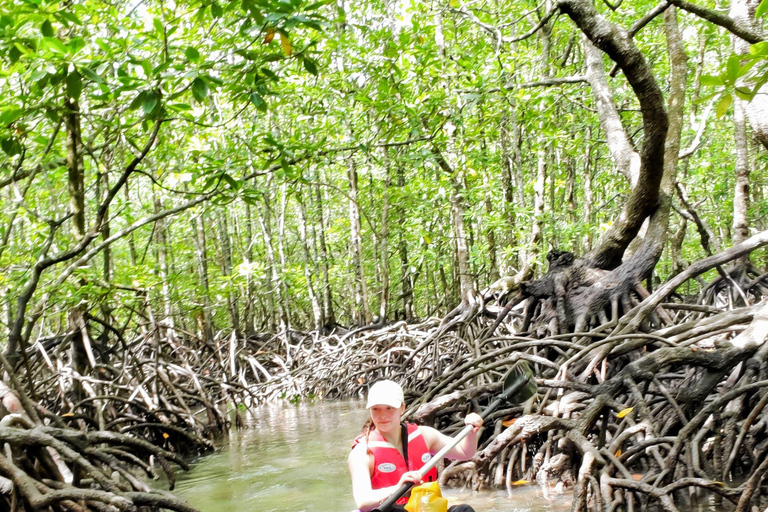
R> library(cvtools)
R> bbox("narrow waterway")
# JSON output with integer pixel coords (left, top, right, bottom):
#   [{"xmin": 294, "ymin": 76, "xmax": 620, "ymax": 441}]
[{"xmin": 172, "ymin": 401, "xmax": 573, "ymax": 512}]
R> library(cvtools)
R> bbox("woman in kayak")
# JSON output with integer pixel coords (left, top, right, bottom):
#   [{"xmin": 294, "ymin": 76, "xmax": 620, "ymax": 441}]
[{"xmin": 348, "ymin": 380, "xmax": 481, "ymax": 512}]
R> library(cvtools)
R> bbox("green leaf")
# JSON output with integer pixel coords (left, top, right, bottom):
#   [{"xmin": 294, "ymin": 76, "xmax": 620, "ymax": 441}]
[
  {"xmin": 716, "ymin": 93, "xmax": 732, "ymax": 118},
  {"xmin": 303, "ymin": 57, "xmax": 318, "ymax": 75},
  {"xmin": 211, "ymin": 2, "xmax": 223, "ymax": 17},
  {"xmin": 56, "ymin": 11, "xmax": 82, "ymax": 25},
  {"xmin": 142, "ymin": 90, "xmax": 159, "ymax": 114},
  {"xmin": 750, "ymin": 42, "xmax": 768, "ymax": 57},
  {"xmin": 168, "ymin": 103, "xmax": 192, "ymax": 111},
  {"xmin": 66, "ymin": 70, "xmax": 82, "ymax": 100},
  {"xmin": 304, "ymin": 0, "xmax": 334, "ymax": 10},
  {"xmin": 185, "ymin": 46, "xmax": 200, "ymax": 62},
  {"xmin": 41, "ymin": 20, "xmax": 54, "ymax": 37},
  {"xmin": 44, "ymin": 108, "xmax": 60, "ymax": 123},
  {"xmin": 757, "ymin": 0, "xmax": 768, "ymax": 18},
  {"xmin": 700, "ymin": 74, "xmax": 723, "ymax": 87},
  {"xmin": 250, "ymin": 92, "xmax": 267, "ymax": 111},
  {"xmin": 128, "ymin": 91, "xmax": 147, "ymax": 110},
  {"xmin": 222, "ymin": 173, "xmax": 241, "ymax": 190},
  {"xmin": 68, "ymin": 37, "xmax": 86, "ymax": 54},
  {"xmin": 9, "ymin": 46, "xmax": 21, "ymax": 64},
  {"xmin": 153, "ymin": 17, "xmax": 164, "ymax": 36},
  {"xmin": 192, "ymin": 77, "xmax": 209, "ymax": 102},
  {"xmin": 752, "ymin": 72, "xmax": 768, "ymax": 97},
  {"xmin": 1, "ymin": 137, "xmax": 21, "ymax": 156},
  {"xmin": 735, "ymin": 86, "xmax": 754, "ymax": 101},
  {"xmin": 737, "ymin": 60, "xmax": 756, "ymax": 78},
  {"xmin": 726, "ymin": 54, "xmax": 740, "ymax": 84},
  {"xmin": 41, "ymin": 37, "xmax": 69, "ymax": 54}
]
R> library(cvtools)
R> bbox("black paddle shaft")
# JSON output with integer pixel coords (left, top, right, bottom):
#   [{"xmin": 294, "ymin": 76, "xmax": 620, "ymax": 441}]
[{"xmin": 372, "ymin": 369, "xmax": 533, "ymax": 512}]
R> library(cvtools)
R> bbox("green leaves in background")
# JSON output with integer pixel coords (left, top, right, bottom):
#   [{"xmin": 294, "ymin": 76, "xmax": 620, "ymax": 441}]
[
  {"xmin": 66, "ymin": 70, "xmax": 82, "ymax": 100},
  {"xmin": 192, "ymin": 77, "xmax": 209, "ymax": 102}
]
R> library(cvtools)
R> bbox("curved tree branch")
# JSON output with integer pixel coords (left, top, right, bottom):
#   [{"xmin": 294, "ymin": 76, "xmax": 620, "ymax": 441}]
[
  {"xmin": 666, "ymin": 0, "xmax": 765, "ymax": 44},
  {"xmin": 558, "ymin": 0, "xmax": 669, "ymax": 269}
]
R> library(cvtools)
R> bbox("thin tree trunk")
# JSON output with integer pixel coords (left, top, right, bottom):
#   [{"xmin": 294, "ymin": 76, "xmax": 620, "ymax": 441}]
[
  {"xmin": 379, "ymin": 149, "xmax": 392, "ymax": 323},
  {"xmin": 297, "ymin": 190, "xmax": 323, "ymax": 331},
  {"xmin": 729, "ymin": 0, "xmax": 755, "ymax": 250},
  {"xmin": 65, "ymin": 97, "xmax": 87, "ymax": 402},
  {"xmin": 483, "ymin": 169, "xmax": 499, "ymax": 283},
  {"xmin": 583, "ymin": 128, "xmax": 594, "ymax": 253},
  {"xmin": 258, "ymin": 187, "xmax": 289, "ymax": 332},
  {"xmin": 346, "ymin": 157, "xmax": 370, "ymax": 325},
  {"xmin": 531, "ymin": 148, "xmax": 546, "ymax": 258},
  {"xmin": 125, "ymin": 185, "xmax": 138, "ymax": 267},
  {"xmin": 314, "ymin": 178, "xmax": 336, "ymax": 330},
  {"xmin": 276, "ymin": 183, "xmax": 291, "ymax": 330},
  {"xmin": 732, "ymin": 99, "xmax": 751, "ymax": 248},
  {"xmin": 65, "ymin": 100, "xmax": 85, "ymax": 240},
  {"xmin": 216, "ymin": 210, "xmax": 240, "ymax": 334},
  {"xmin": 153, "ymin": 190, "xmax": 174, "ymax": 326},
  {"xmin": 450, "ymin": 176, "xmax": 474, "ymax": 302},
  {"xmin": 193, "ymin": 211, "xmax": 215, "ymax": 342},
  {"xmin": 730, "ymin": 0, "xmax": 768, "ymax": 150},
  {"xmin": 243, "ymin": 202, "xmax": 256, "ymax": 336},
  {"xmin": 395, "ymin": 162, "xmax": 414, "ymax": 321}
]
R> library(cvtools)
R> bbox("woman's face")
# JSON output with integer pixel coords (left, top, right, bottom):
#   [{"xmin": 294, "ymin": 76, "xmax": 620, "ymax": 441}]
[{"xmin": 369, "ymin": 404, "xmax": 404, "ymax": 432}]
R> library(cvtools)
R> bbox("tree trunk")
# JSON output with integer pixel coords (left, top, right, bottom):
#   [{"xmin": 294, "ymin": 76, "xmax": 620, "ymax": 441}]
[
  {"xmin": 193, "ymin": 211, "xmax": 215, "ymax": 342},
  {"xmin": 483, "ymin": 169, "xmax": 499, "ymax": 283},
  {"xmin": 732, "ymin": 97, "xmax": 751, "ymax": 249},
  {"xmin": 243, "ymin": 202, "xmax": 257, "ymax": 336},
  {"xmin": 559, "ymin": 0, "xmax": 669, "ymax": 270},
  {"xmin": 65, "ymin": 99, "xmax": 85, "ymax": 240},
  {"xmin": 125, "ymin": 184, "xmax": 138, "ymax": 267},
  {"xmin": 276, "ymin": 183, "xmax": 291, "ymax": 330},
  {"xmin": 216, "ymin": 210, "xmax": 240, "ymax": 334},
  {"xmin": 730, "ymin": 0, "xmax": 768, "ymax": 150},
  {"xmin": 500, "ymin": 115, "xmax": 521, "ymax": 272},
  {"xmin": 531, "ymin": 147, "xmax": 546, "ymax": 258},
  {"xmin": 313, "ymin": 178, "xmax": 336, "ymax": 330},
  {"xmin": 153, "ymin": 190, "xmax": 174, "ymax": 327},
  {"xmin": 379, "ymin": 149, "xmax": 392, "ymax": 323},
  {"xmin": 450, "ymin": 176, "xmax": 474, "ymax": 302},
  {"xmin": 346, "ymin": 157, "xmax": 370, "ymax": 325},
  {"xmin": 297, "ymin": 190, "xmax": 323, "ymax": 331},
  {"xmin": 583, "ymin": 132, "xmax": 593, "ymax": 254},
  {"xmin": 65, "ymin": 97, "xmax": 88, "ymax": 402},
  {"xmin": 258, "ymin": 186, "xmax": 289, "ymax": 332},
  {"xmin": 629, "ymin": 6, "xmax": 688, "ymax": 269},
  {"xmin": 395, "ymin": 162, "xmax": 414, "ymax": 321}
]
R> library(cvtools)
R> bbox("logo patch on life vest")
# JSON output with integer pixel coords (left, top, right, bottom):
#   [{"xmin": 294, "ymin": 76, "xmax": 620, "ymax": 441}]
[
  {"xmin": 377, "ymin": 463, "xmax": 397, "ymax": 473},
  {"xmin": 422, "ymin": 453, "xmax": 431, "ymax": 463}
]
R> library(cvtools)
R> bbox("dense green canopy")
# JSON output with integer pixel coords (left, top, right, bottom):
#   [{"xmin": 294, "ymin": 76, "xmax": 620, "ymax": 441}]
[{"xmin": 1, "ymin": 0, "xmax": 766, "ymax": 342}]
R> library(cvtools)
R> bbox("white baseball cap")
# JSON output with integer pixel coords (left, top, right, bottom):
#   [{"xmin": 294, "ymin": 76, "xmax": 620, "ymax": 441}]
[{"xmin": 366, "ymin": 380, "xmax": 405, "ymax": 409}]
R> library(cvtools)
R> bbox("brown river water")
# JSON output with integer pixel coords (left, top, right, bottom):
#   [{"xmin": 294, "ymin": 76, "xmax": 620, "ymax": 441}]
[{"xmin": 170, "ymin": 401, "xmax": 713, "ymax": 512}]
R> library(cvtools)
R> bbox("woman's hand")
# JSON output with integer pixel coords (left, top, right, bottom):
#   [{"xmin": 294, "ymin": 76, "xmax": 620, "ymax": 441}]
[
  {"xmin": 464, "ymin": 412, "xmax": 484, "ymax": 432},
  {"xmin": 397, "ymin": 470, "xmax": 423, "ymax": 487}
]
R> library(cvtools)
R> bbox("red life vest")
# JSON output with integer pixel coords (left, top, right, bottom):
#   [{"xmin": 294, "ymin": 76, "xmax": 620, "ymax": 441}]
[{"xmin": 354, "ymin": 423, "xmax": 439, "ymax": 505}]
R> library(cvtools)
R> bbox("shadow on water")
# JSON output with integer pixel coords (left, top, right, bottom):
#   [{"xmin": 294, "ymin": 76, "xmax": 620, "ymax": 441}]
[{"xmin": 171, "ymin": 401, "xmax": 711, "ymax": 512}]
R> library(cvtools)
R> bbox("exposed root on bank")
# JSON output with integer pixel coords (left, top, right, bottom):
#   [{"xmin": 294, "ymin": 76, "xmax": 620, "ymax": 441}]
[{"xmin": 6, "ymin": 237, "xmax": 768, "ymax": 511}]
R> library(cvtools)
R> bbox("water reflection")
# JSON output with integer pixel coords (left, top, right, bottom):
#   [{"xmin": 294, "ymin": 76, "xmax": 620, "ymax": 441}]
[{"xmin": 173, "ymin": 401, "xmax": 573, "ymax": 512}]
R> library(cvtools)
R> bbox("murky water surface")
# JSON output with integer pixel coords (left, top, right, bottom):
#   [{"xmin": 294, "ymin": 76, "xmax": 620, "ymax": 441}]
[{"xmin": 173, "ymin": 401, "xmax": 573, "ymax": 512}]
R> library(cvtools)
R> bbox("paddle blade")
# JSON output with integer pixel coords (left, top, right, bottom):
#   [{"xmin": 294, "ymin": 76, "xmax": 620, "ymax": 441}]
[{"xmin": 503, "ymin": 361, "xmax": 537, "ymax": 404}]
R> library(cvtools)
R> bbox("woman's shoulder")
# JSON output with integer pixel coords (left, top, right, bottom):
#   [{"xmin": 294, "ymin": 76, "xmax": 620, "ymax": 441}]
[{"xmin": 412, "ymin": 424, "xmax": 441, "ymax": 449}]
